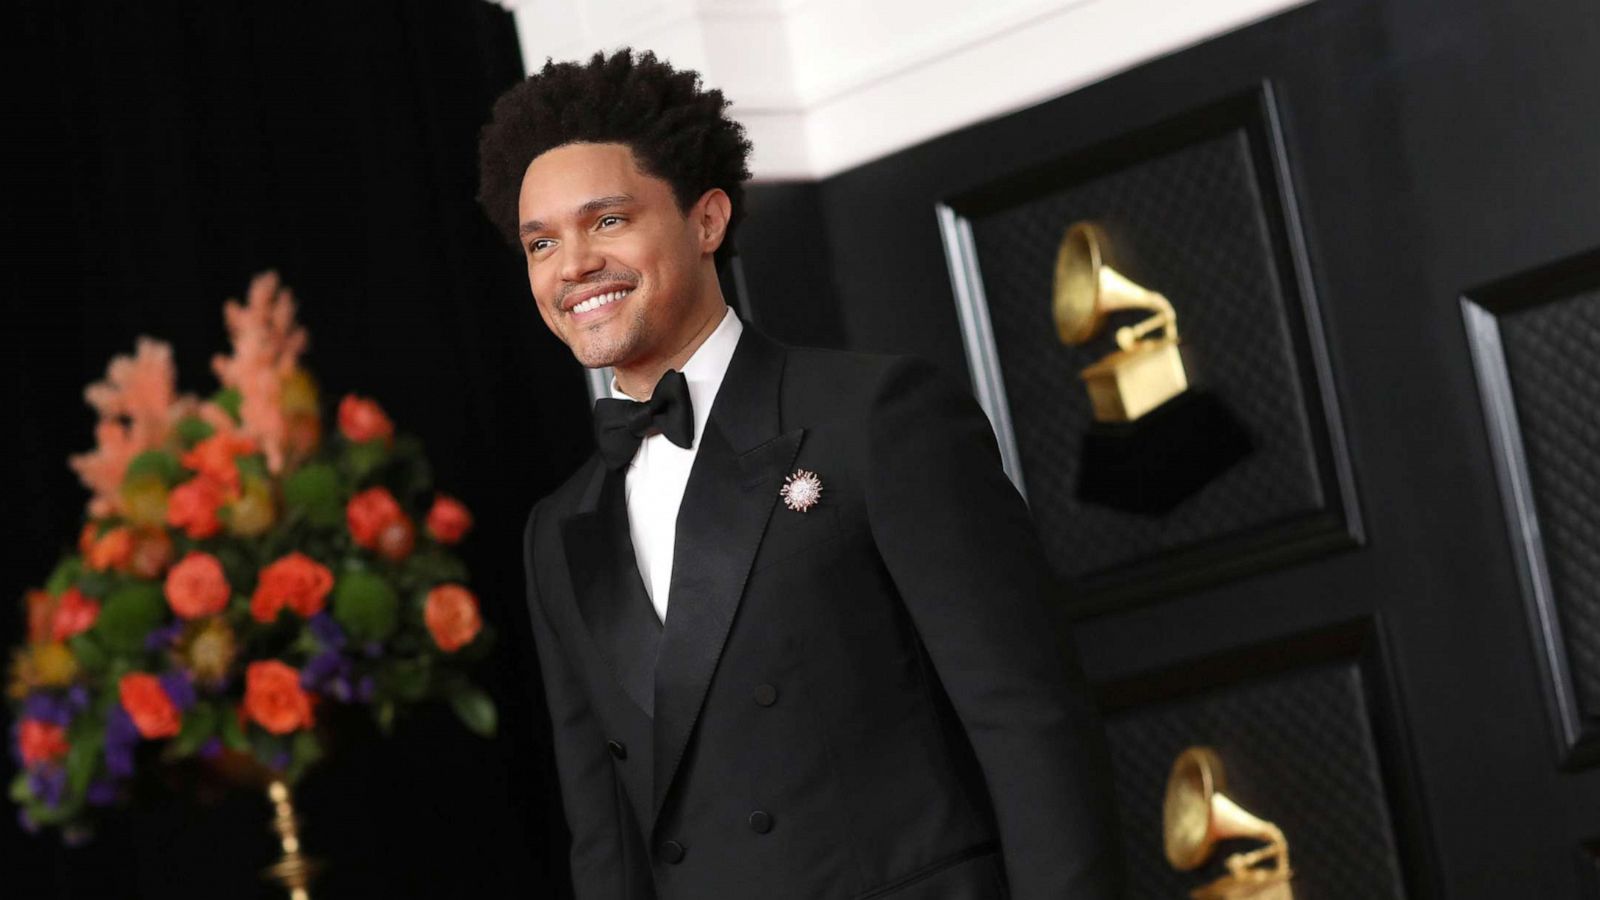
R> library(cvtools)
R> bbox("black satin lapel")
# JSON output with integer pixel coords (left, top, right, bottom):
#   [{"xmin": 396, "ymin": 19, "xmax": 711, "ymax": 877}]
[
  {"xmin": 651, "ymin": 419, "xmax": 804, "ymax": 822},
  {"xmin": 560, "ymin": 464, "xmax": 662, "ymax": 718}
]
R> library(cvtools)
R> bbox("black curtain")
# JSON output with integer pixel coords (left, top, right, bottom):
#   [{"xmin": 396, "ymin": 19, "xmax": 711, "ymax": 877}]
[{"xmin": 2, "ymin": 2, "xmax": 590, "ymax": 896}]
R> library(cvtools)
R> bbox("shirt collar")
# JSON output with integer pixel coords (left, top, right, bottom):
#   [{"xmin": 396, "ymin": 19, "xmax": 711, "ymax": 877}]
[{"xmin": 610, "ymin": 304, "xmax": 743, "ymax": 447}]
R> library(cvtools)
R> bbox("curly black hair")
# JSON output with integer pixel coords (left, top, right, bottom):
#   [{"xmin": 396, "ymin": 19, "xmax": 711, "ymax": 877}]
[{"xmin": 476, "ymin": 48, "xmax": 753, "ymax": 269}]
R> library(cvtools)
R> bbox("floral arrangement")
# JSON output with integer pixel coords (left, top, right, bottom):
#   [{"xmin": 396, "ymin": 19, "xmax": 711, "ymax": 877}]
[{"xmin": 7, "ymin": 272, "xmax": 495, "ymax": 842}]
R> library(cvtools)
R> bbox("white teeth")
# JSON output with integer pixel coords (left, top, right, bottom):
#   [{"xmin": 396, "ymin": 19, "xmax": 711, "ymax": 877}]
[{"xmin": 572, "ymin": 289, "xmax": 631, "ymax": 314}]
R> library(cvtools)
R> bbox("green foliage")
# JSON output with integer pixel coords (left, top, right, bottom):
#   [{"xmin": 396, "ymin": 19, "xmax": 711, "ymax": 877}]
[
  {"xmin": 174, "ymin": 415, "xmax": 216, "ymax": 448},
  {"xmin": 449, "ymin": 686, "xmax": 497, "ymax": 739},
  {"xmin": 168, "ymin": 704, "xmax": 220, "ymax": 759},
  {"xmin": 94, "ymin": 583, "xmax": 167, "ymax": 655},
  {"xmin": 342, "ymin": 440, "xmax": 390, "ymax": 483},
  {"xmin": 211, "ymin": 387, "xmax": 242, "ymax": 423},
  {"xmin": 45, "ymin": 556, "xmax": 83, "ymax": 595},
  {"xmin": 283, "ymin": 462, "xmax": 344, "ymax": 527},
  {"xmin": 67, "ymin": 633, "xmax": 109, "ymax": 675},
  {"xmin": 124, "ymin": 449, "xmax": 184, "ymax": 486},
  {"xmin": 332, "ymin": 571, "xmax": 398, "ymax": 642}
]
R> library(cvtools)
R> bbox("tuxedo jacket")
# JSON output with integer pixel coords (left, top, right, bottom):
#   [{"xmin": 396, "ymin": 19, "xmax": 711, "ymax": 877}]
[{"xmin": 521, "ymin": 320, "xmax": 1121, "ymax": 899}]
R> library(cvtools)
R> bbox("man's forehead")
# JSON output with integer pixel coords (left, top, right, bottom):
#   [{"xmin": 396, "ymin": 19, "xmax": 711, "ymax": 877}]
[{"xmin": 518, "ymin": 142, "xmax": 651, "ymax": 220}]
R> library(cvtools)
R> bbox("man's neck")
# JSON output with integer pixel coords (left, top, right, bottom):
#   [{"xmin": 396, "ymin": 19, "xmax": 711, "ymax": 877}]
[{"xmin": 613, "ymin": 298, "xmax": 726, "ymax": 400}]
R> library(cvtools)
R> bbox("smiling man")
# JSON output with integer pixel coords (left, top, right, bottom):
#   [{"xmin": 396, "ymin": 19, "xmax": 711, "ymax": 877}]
[{"xmin": 477, "ymin": 49, "xmax": 1121, "ymax": 899}]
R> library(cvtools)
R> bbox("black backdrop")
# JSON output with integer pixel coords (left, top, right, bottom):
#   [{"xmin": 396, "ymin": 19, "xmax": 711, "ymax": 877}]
[{"xmin": 1, "ymin": 2, "xmax": 592, "ymax": 896}]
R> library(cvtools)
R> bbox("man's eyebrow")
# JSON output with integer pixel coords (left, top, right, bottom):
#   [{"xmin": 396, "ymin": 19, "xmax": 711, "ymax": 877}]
[{"xmin": 519, "ymin": 194, "xmax": 635, "ymax": 237}]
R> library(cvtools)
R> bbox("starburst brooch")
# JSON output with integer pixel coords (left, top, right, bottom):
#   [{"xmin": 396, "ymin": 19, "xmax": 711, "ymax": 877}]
[{"xmin": 779, "ymin": 468, "xmax": 823, "ymax": 512}]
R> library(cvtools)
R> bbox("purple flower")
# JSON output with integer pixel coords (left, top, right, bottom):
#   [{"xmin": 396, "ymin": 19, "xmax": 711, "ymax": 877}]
[
  {"xmin": 197, "ymin": 737, "xmax": 223, "ymax": 761},
  {"xmin": 362, "ymin": 641, "xmax": 384, "ymax": 659},
  {"xmin": 85, "ymin": 779, "xmax": 119, "ymax": 807},
  {"xmin": 17, "ymin": 808, "xmax": 38, "ymax": 835},
  {"xmin": 66, "ymin": 685, "xmax": 90, "ymax": 713},
  {"xmin": 354, "ymin": 676, "xmax": 375, "ymax": 703},
  {"xmin": 144, "ymin": 621, "xmax": 185, "ymax": 652},
  {"xmin": 309, "ymin": 613, "xmax": 345, "ymax": 649},
  {"xmin": 158, "ymin": 670, "xmax": 196, "ymax": 713},
  {"xmin": 27, "ymin": 765, "xmax": 67, "ymax": 808},
  {"xmin": 104, "ymin": 704, "xmax": 139, "ymax": 778},
  {"xmin": 270, "ymin": 750, "xmax": 291, "ymax": 772},
  {"xmin": 23, "ymin": 692, "xmax": 73, "ymax": 727},
  {"xmin": 301, "ymin": 650, "xmax": 349, "ymax": 690}
]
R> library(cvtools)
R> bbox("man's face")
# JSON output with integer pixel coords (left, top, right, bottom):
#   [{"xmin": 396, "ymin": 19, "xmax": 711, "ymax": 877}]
[{"xmin": 517, "ymin": 141, "xmax": 716, "ymax": 371}]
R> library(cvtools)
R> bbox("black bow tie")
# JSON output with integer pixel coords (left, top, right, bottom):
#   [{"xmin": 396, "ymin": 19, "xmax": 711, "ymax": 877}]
[{"xmin": 592, "ymin": 369, "xmax": 694, "ymax": 470}]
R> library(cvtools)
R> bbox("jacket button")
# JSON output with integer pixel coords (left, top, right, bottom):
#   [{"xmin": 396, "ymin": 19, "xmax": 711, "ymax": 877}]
[
  {"xmin": 748, "ymin": 810, "xmax": 773, "ymax": 834},
  {"xmin": 607, "ymin": 740, "xmax": 627, "ymax": 760},
  {"xmin": 753, "ymin": 683, "xmax": 779, "ymax": 707},
  {"xmin": 659, "ymin": 840, "xmax": 686, "ymax": 864}
]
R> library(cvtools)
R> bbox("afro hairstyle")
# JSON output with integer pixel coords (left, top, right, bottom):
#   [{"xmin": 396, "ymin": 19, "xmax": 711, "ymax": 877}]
[{"xmin": 476, "ymin": 48, "xmax": 753, "ymax": 270}]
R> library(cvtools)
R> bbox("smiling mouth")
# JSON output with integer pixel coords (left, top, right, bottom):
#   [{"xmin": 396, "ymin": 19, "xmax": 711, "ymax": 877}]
[{"xmin": 568, "ymin": 288, "xmax": 633, "ymax": 315}]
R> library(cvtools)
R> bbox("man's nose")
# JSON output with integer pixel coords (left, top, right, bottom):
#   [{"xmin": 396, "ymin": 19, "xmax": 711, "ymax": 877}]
[{"xmin": 558, "ymin": 234, "xmax": 605, "ymax": 284}]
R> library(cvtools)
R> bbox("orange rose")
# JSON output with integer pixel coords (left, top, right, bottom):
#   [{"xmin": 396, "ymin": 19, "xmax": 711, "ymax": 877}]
[
  {"xmin": 180, "ymin": 432, "xmax": 258, "ymax": 493},
  {"xmin": 85, "ymin": 525, "xmax": 134, "ymax": 572},
  {"xmin": 166, "ymin": 476, "xmax": 226, "ymax": 539},
  {"xmin": 50, "ymin": 587, "xmax": 100, "ymax": 641},
  {"xmin": 346, "ymin": 487, "xmax": 412, "ymax": 561},
  {"xmin": 18, "ymin": 719, "xmax": 69, "ymax": 766},
  {"xmin": 337, "ymin": 395, "xmax": 394, "ymax": 444},
  {"xmin": 165, "ymin": 551, "xmax": 231, "ymax": 619},
  {"xmin": 251, "ymin": 552, "xmax": 334, "ymax": 623},
  {"xmin": 424, "ymin": 584, "xmax": 482, "ymax": 653},
  {"xmin": 127, "ymin": 528, "xmax": 175, "ymax": 580},
  {"xmin": 425, "ymin": 494, "xmax": 473, "ymax": 545},
  {"xmin": 244, "ymin": 661, "xmax": 315, "ymax": 735},
  {"xmin": 119, "ymin": 672, "xmax": 182, "ymax": 739}
]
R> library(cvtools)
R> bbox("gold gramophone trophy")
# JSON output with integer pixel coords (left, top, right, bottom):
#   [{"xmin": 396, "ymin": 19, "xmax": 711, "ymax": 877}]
[
  {"xmin": 1053, "ymin": 221, "xmax": 1187, "ymax": 423},
  {"xmin": 1163, "ymin": 747, "xmax": 1293, "ymax": 900}
]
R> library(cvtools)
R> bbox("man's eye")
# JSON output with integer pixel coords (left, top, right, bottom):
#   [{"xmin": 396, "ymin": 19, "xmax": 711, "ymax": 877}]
[
  {"xmin": 598, "ymin": 215, "xmax": 623, "ymax": 228},
  {"xmin": 527, "ymin": 238, "xmax": 552, "ymax": 254}
]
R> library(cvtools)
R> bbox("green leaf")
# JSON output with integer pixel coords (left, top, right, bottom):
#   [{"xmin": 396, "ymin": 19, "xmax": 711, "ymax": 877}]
[
  {"xmin": 65, "ymin": 734, "xmax": 102, "ymax": 795},
  {"xmin": 211, "ymin": 387, "xmax": 243, "ymax": 423},
  {"xmin": 221, "ymin": 706, "xmax": 249, "ymax": 752},
  {"xmin": 285, "ymin": 731, "xmax": 324, "ymax": 784},
  {"xmin": 235, "ymin": 454, "xmax": 269, "ymax": 483},
  {"xmin": 124, "ymin": 449, "xmax": 184, "ymax": 486},
  {"xmin": 283, "ymin": 463, "xmax": 344, "ymax": 528},
  {"xmin": 45, "ymin": 556, "xmax": 84, "ymax": 595},
  {"xmin": 375, "ymin": 702, "xmax": 396, "ymax": 736},
  {"xmin": 332, "ymin": 570, "xmax": 399, "ymax": 642},
  {"xmin": 449, "ymin": 687, "xmax": 497, "ymax": 739},
  {"xmin": 9, "ymin": 771, "xmax": 31, "ymax": 805},
  {"xmin": 169, "ymin": 704, "xmax": 220, "ymax": 758},
  {"xmin": 67, "ymin": 633, "xmax": 110, "ymax": 674},
  {"xmin": 94, "ymin": 582, "xmax": 167, "ymax": 655},
  {"xmin": 343, "ymin": 440, "xmax": 389, "ymax": 483},
  {"xmin": 384, "ymin": 658, "xmax": 431, "ymax": 702},
  {"xmin": 175, "ymin": 415, "xmax": 216, "ymax": 448}
]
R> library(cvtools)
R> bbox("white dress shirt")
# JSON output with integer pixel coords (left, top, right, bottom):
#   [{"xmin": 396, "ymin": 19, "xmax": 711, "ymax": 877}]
[{"xmin": 610, "ymin": 304, "xmax": 744, "ymax": 623}]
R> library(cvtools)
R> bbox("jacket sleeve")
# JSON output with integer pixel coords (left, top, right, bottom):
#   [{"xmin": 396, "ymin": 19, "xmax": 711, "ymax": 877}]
[
  {"xmin": 523, "ymin": 503, "xmax": 627, "ymax": 899},
  {"xmin": 863, "ymin": 355, "xmax": 1123, "ymax": 899}
]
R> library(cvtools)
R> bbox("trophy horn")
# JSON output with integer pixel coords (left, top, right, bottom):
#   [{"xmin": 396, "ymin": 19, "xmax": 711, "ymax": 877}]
[
  {"xmin": 1052, "ymin": 222, "xmax": 1178, "ymax": 349},
  {"xmin": 1163, "ymin": 747, "xmax": 1289, "ymax": 872}
]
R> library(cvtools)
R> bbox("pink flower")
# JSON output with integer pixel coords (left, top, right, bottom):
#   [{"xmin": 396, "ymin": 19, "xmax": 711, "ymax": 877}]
[
  {"xmin": 210, "ymin": 271, "xmax": 309, "ymax": 475},
  {"xmin": 67, "ymin": 338, "xmax": 189, "ymax": 517}
]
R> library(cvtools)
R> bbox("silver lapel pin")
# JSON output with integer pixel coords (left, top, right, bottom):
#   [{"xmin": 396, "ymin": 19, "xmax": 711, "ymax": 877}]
[{"xmin": 779, "ymin": 468, "xmax": 823, "ymax": 512}]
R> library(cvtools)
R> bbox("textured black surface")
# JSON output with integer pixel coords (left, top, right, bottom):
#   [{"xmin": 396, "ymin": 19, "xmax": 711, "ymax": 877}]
[
  {"xmin": 1497, "ymin": 288, "xmax": 1600, "ymax": 721},
  {"xmin": 966, "ymin": 128, "xmax": 1324, "ymax": 579},
  {"xmin": 1105, "ymin": 660, "xmax": 1407, "ymax": 900}
]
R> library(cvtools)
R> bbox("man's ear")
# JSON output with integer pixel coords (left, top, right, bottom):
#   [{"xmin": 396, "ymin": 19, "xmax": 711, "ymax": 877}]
[{"xmin": 693, "ymin": 188, "xmax": 732, "ymax": 256}]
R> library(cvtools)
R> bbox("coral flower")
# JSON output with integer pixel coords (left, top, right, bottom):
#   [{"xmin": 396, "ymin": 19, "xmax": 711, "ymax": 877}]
[
  {"xmin": 337, "ymin": 394, "xmax": 394, "ymax": 445},
  {"xmin": 210, "ymin": 272, "xmax": 308, "ymax": 475},
  {"xmin": 127, "ymin": 528, "xmax": 175, "ymax": 580},
  {"xmin": 50, "ymin": 588, "xmax": 100, "ymax": 642},
  {"xmin": 424, "ymin": 584, "xmax": 483, "ymax": 653},
  {"xmin": 18, "ymin": 719, "xmax": 70, "ymax": 767},
  {"xmin": 244, "ymin": 661, "xmax": 315, "ymax": 735},
  {"xmin": 84, "ymin": 525, "xmax": 134, "ymax": 572},
  {"xmin": 425, "ymin": 494, "xmax": 473, "ymax": 545},
  {"xmin": 165, "ymin": 551, "xmax": 231, "ymax": 619},
  {"xmin": 25, "ymin": 590, "xmax": 57, "ymax": 646},
  {"xmin": 180, "ymin": 432, "xmax": 258, "ymax": 493},
  {"xmin": 67, "ymin": 337, "xmax": 186, "ymax": 517},
  {"xmin": 166, "ymin": 476, "xmax": 227, "ymax": 539},
  {"xmin": 251, "ymin": 552, "xmax": 335, "ymax": 623},
  {"xmin": 346, "ymin": 487, "xmax": 412, "ymax": 560},
  {"xmin": 118, "ymin": 672, "xmax": 182, "ymax": 739}
]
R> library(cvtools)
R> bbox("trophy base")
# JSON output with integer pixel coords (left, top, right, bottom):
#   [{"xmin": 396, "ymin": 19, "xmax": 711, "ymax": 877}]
[{"xmin": 1075, "ymin": 390, "xmax": 1253, "ymax": 516}]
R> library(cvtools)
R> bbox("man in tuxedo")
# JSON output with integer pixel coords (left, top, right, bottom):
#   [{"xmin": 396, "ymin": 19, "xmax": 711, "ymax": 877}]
[{"xmin": 477, "ymin": 48, "xmax": 1121, "ymax": 899}]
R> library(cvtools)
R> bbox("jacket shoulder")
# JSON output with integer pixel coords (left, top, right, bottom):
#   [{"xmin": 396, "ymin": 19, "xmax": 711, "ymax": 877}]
[{"xmin": 779, "ymin": 343, "xmax": 961, "ymax": 420}]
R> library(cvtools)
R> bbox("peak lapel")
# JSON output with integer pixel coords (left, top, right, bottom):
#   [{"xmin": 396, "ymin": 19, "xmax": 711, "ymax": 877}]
[{"xmin": 651, "ymin": 324, "xmax": 803, "ymax": 828}]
